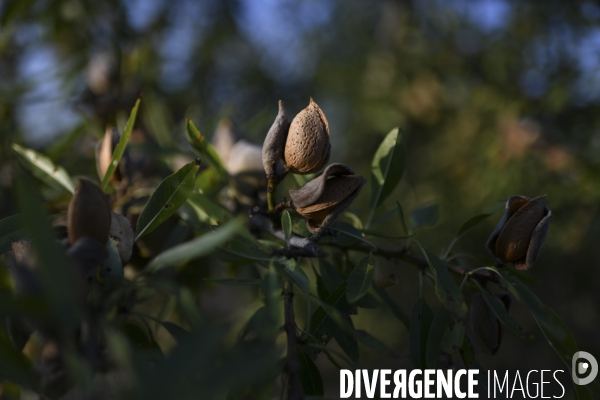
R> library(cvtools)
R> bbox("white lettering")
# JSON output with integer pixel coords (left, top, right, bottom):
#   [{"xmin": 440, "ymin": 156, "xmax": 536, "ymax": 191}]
[
  {"xmin": 340, "ymin": 370, "xmax": 353, "ymax": 398},
  {"xmin": 468, "ymin": 369, "xmax": 479, "ymax": 398},
  {"xmin": 455, "ymin": 370, "xmax": 466, "ymax": 399},
  {"xmin": 363, "ymin": 369, "xmax": 378, "ymax": 398},
  {"xmin": 437, "ymin": 370, "xmax": 453, "ymax": 398},
  {"xmin": 380, "ymin": 369, "xmax": 391, "ymax": 398},
  {"xmin": 409, "ymin": 370, "xmax": 423, "ymax": 398},
  {"xmin": 393, "ymin": 370, "xmax": 406, "ymax": 398}
]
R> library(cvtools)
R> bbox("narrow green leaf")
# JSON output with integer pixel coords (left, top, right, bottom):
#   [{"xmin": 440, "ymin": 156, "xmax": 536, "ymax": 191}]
[
  {"xmin": 12, "ymin": 143, "xmax": 75, "ymax": 193},
  {"xmin": 459, "ymin": 336, "xmax": 476, "ymax": 368},
  {"xmin": 146, "ymin": 217, "xmax": 244, "ymax": 271},
  {"xmin": 457, "ymin": 201, "xmax": 504, "ymax": 236},
  {"xmin": 299, "ymin": 349, "xmax": 324, "ymax": 396},
  {"xmin": 475, "ymin": 282, "xmax": 530, "ymax": 341},
  {"xmin": 101, "ymin": 98, "xmax": 141, "ymax": 191},
  {"xmin": 444, "ymin": 201, "xmax": 504, "ymax": 258},
  {"xmin": 135, "ymin": 159, "xmax": 200, "ymax": 241},
  {"xmin": 360, "ymin": 228, "xmax": 413, "ymax": 240},
  {"xmin": 319, "ymin": 259, "xmax": 344, "ymax": 296},
  {"xmin": 334, "ymin": 316, "xmax": 360, "ymax": 363},
  {"xmin": 497, "ymin": 271, "xmax": 593, "ymax": 400},
  {"xmin": 410, "ymin": 203, "xmax": 439, "ymax": 231},
  {"xmin": 368, "ymin": 128, "xmax": 407, "ymax": 225},
  {"xmin": 419, "ymin": 245, "xmax": 468, "ymax": 318},
  {"xmin": 355, "ymin": 329, "xmax": 395, "ymax": 355},
  {"xmin": 204, "ymin": 278, "xmax": 262, "ymax": 286},
  {"xmin": 264, "ymin": 262, "xmax": 281, "ymax": 324},
  {"xmin": 277, "ymin": 258, "xmax": 310, "ymax": 294},
  {"xmin": 15, "ymin": 175, "xmax": 80, "ymax": 329},
  {"xmin": 375, "ymin": 287, "xmax": 410, "ymax": 329},
  {"xmin": 330, "ymin": 221, "xmax": 377, "ymax": 249},
  {"xmin": 425, "ymin": 307, "xmax": 464, "ymax": 368},
  {"xmin": 346, "ymin": 254, "xmax": 375, "ymax": 304},
  {"xmin": 185, "ymin": 119, "xmax": 227, "ymax": 176},
  {"xmin": 409, "ymin": 299, "xmax": 433, "ymax": 369},
  {"xmin": 309, "ymin": 284, "xmax": 347, "ymax": 347},
  {"xmin": 355, "ymin": 292, "xmax": 380, "ymax": 309},
  {"xmin": 397, "ymin": 202, "xmax": 410, "ymax": 234},
  {"xmin": 0, "ymin": 330, "xmax": 36, "ymax": 388},
  {"xmin": 186, "ymin": 192, "xmax": 232, "ymax": 225},
  {"xmin": 282, "ymin": 210, "xmax": 292, "ymax": 242}
]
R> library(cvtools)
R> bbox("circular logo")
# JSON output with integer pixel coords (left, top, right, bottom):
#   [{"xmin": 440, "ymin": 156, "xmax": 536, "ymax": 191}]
[{"xmin": 572, "ymin": 351, "xmax": 598, "ymax": 385}]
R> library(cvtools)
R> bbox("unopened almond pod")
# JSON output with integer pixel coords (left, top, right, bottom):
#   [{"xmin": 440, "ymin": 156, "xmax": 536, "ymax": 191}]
[
  {"xmin": 486, "ymin": 195, "xmax": 551, "ymax": 270},
  {"xmin": 468, "ymin": 292, "xmax": 506, "ymax": 355},
  {"xmin": 262, "ymin": 100, "xmax": 289, "ymax": 178},
  {"xmin": 109, "ymin": 212, "xmax": 133, "ymax": 264},
  {"xmin": 284, "ymin": 98, "xmax": 330, "ymax": 174},
  {"xmin": 67, "ymin": 179, "xmax": 111, "ymax": 245}
]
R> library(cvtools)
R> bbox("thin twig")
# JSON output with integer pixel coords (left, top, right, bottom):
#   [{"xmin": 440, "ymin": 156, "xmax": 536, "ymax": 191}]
[
  {"xmin": 284, "ymin": 280, "xmax": 302, "ymax": 400},
  {"xmin": 326, "ymin": 242, "xmax": 499, "ymax": 283}
]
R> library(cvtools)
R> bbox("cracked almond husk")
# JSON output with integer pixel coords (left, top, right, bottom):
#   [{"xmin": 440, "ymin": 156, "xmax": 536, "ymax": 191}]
[
  {"xmin": 290, "ymin": 163, "xmax": 365, "ymax": 234},
  {"xmin": 486, "ymin": 195, "xmax": 551, "ymax": 270}
]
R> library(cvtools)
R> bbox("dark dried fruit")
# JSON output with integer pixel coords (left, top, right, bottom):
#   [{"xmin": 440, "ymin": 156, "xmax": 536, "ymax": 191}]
[{"xmin": 67, "ymin": 179, "xmax": 111, "ymax": 245}]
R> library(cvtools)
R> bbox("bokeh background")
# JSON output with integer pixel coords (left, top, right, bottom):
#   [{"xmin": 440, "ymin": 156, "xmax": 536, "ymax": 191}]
[{"xmin": 1, "ymin": 0, "xmax": 600, "ymax": 397}]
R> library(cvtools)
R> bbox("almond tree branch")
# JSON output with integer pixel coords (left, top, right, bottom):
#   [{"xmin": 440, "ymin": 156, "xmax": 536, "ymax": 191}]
[{"xmin": 284, "ymin": 280, "xmax": 303, "ymax": 400}]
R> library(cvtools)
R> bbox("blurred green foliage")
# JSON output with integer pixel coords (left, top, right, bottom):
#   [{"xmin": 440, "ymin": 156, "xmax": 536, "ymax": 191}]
[{"xmin": 1, "ymin": 0, "xmax": 600, "ymax": 398}]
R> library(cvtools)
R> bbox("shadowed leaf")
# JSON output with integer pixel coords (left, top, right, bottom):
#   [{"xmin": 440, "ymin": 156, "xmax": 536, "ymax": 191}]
[
  {"xmin": 101, "ymin": 98, "xmax": 141, "ymax": 191},
  {"xmin": 12, "ymin": 143, "xmax": 75, "ymax": 194},
  {"xmin": 368, "ymin": 128, "xmax": 407, "ymax": 225},
  {"xmin": 136, "ymin": 159, "xmax": 200, "ymax": 240}
]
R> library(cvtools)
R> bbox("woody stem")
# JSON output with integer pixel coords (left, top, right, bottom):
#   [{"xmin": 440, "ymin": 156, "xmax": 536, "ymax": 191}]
[{"xmin": 267, "ymin": 178, "xmax": 277, "ymax": 212}]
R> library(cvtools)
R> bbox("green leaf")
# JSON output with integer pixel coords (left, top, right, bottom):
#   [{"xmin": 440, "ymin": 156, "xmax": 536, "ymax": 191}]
[
  {"xmin": 263, "ymin": 262, "xmax": 281, "ymax": 339},
  {"xmin": 185, "ymin": 119, "xmax": 227, "ymax": 177},
  {"xmin": 419, "ymin": 245, "xmax": 467, "ymax": 318},
  {"xmin": 355, "ymin": 292, "xmax": 380, "ymax": 309},
  {"xmin": 444, "ymin": 201, "xmax": 504, "ymax": 258},
  {"xmin": 425, "ymin": 307, "xmax": 464, "ymax": 368},
  {"xmin": 475, "ymin": 282, "xmax": 530, "ymax": 341},
  {"xmin": 135, "ymin": 159, "xmax": 200, "ymax": 240},
  {"xmin": 0, "ymin": 330, "xmax": 36, "ymax": 388},
  {"xmin": 459, "ymin": 336, "xmax": 476, "ymax": 368},
  {"xmin": 319, "ymin": 259, "xmax": 344, "ymax": 295},
  {"xmin": 409, "ymin": 299, "xmax": 433, "ymax": 369},
  {"xmin": 334, "ymin": 317, "xmax": 360, "ymax": 363},
  {"xmin": 15, "ymin": 175, "xmax": 80, "ymax": 329},
  {"xmin": 217, "ymin": 235, "xmax": 273, "ymax": 262},
  {"xmin": 368, "ymin": 127, "xmax": 407, "ymax": 225},
  {"xmin": 277, "ymin": 258, "xmax": 310, "ymax": 294},
  {"xmin": 299, "ymin": 349, "xmax": 324, "ymax": 396},
  {"xmin": 146, "ymin": 217, "xmax": 244, "ymax": 271},
  {"xmin": 101, "ymin": 98, "xmax": 141, "ymax": 191},
  {"xmin": 204, "ymin": 278, "xmax": 262, "ymax": 286},
  {"xmin": 282, "ymin": 210, "xmax": 292, "ymax": 242},
  {"xmin": 329, "ymin": 221, "xmax": 377, "ymax": 249},
  {"xmin": 346, "ymin": 254, "xmax": 375, "ymax": 304},
  {"xmin": 410, "ymin": 203, "xmax": 439, "ymax": 231},
  {"xmin": 308, "ymin": 284, "xmax": 348, "ymax": 359},
  {"xmin": 397, "ymin": 202, "xmax": 410, "ymax": 234},
  {"xmin": 497, "ymin": 271, "xmax": 593, "ymax": 400},
  {"xmin": 355, "ymin": 329, "xmax": 395, "ymax": 355},
  {"xmin": 375, "ymin": 288, "xmax": 410, "ymax": 329},
  {"xmin": 457, "ymin": 201, "xmax": 504, "ymax": 236},
  {"xmin": 0, "ymin": 214, "xmax": 26, "ymax": 255},
  {"xmin": 186, "ymin": 192, "xmax": 232, "ymax": 225},
  {"xmin": 12, "ymin": 143, "xmax": 75, "ymax": 194}
]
